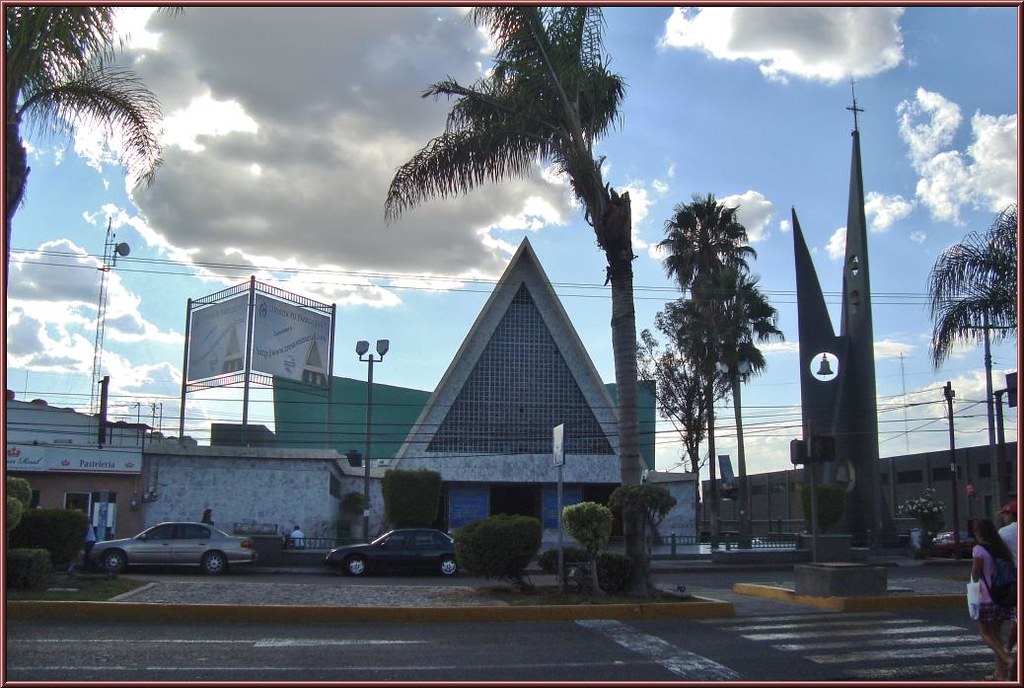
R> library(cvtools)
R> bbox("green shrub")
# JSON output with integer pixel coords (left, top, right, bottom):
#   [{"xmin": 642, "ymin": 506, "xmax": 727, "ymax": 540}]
[
  {"xmin": 6, "ymin": 476, "xmax": 32, "ymax": 532},
  {"xmin": 8, "ymin": 508, "xmax": 90, "ymax": 566},
  {"xmin": 596, "ymin": 550, "xmax": 632, "ymax": 593},
  {"xmin": 799, "ymin": 483, "xmax": 847, "ymax": 533},
  {"xmin": 536, "ymin": 546, "xmax": 589, "ymax": 573},
  {"xmin": 562, "ymin": 502, "xmax": 613, "ymax": 556},
  {"xmin": 454, "ymin": 514, "xmax": 541, "ymax": 585},
  {"xmin": 6, "ymin": 548, "xmax": 52, "ymax": 589},
  {"xmin": 382, "ymin": 469, "xmax": 442, "ymax": 527}
]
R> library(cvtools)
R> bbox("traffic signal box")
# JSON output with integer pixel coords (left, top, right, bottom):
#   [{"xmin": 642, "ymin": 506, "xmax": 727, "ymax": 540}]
[{"xmin": 790, "ymin": 435, "xmax": 836, "ymax": 464}]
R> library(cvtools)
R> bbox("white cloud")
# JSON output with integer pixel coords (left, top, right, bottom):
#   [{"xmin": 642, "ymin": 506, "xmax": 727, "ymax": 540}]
[
  {"xmin": 910, "ymin": 231, "xmax": 926, "ymax": 244},
  {"xmin": 897, "ymin": 88, "xmax": 1018, "ymax": 224},
  {"xmin": 659, "ymin": 7, "xmax": 904, "ymax": 83},
  {"xmin": 719, "ymin": 190, "xmax": 774, "ymax": 242},
  {"xmin": 864, "ymin": 191, "xmax": 915, "ymax": 232},
  {"xmin": 161, "ymin": 92, "xmax": 259, "ymax": 152},
  {"xmin": 874, "ymin": 338, "xmax": 916, "ymax": 360},
  {"xmin": 826, "ymin": 227, "xmax": 846, "ymax": 259}
]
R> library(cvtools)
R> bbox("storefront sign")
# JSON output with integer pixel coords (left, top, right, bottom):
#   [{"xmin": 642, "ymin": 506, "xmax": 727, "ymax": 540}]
[{"xmin": 6, "ymin": 444, "xmax": 141, "ymax": 474}]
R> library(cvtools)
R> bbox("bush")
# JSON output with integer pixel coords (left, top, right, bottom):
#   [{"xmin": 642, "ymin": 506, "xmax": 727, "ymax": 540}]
[
  {"xmin": 454, "ymin": 514, "xmax": 541, "ymax": 586},
  {"xmin": 562, "ymin": 502, "xmax": 613, "ymax": 555},
  {"xmin": 6, "ymin": 476, "xmax": 32, "ymax": 532},
  {"xmin": 799, "ymin": 483, "xmax": 846, "ymax": 533},
  {"xmin": 536, "ymin": 546, "xmax": 589, "ymax": 573},
  {"xmin": 8, "ymin": 508, "xmax": 90, "ymax": 566},
  {"xmin": 382, "ymin": 469, "xmax": 442, "ymax": 527},
  {"xmin": 341, "ymin": 491, "xmax": 367, "ymax": 516},
  {"xmin": 6, "ymin": 548, "xmax": 52, "ymax": 589},
  {"xmin": 596, "ymin": 551, "xmax": 633, "ymax": 593}
]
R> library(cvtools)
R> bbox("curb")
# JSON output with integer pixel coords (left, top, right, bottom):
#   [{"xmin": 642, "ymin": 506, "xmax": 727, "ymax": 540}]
[
  {"xmin": 733, "ymin": 583, "xmax": 965, "ymax": 612},
  {"xmin": 6, "ymin": 596, "xmax": 735, "ymax": 624}
]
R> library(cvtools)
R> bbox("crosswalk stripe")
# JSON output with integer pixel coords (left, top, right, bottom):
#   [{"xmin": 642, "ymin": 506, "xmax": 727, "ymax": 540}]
[
  {"xmin": 845, "ymin": 661, "xmax": 993, "ymax": 680},
  {"xmin": 700, "ymin": 612, "xmax": 887, "ymax": 625},
  {"xmin": 772, "ymin": 633, "xmax": 978, "ymax": 652},
  {"xmin": 741, "ymin": 623, "xmax": 965, "ymax": 642},
  {"xmin": 715, "ymin": 618, "xmax": 921, "ymax": 633},
  {"xmin": 576, "ymin": 619, "xmax": 739, "ymax": 680},
  {"xmin": 807, "ymin": 645, "xmax": 995, "ymax": 664}
]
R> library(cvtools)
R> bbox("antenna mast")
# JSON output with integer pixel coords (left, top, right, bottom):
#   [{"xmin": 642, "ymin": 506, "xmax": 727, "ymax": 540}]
[{"xmin": 90, "ymin": 221, "xmax": 130, "ymax": 414}]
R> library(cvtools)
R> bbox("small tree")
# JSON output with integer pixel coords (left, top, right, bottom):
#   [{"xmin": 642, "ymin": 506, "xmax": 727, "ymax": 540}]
[
  {"xmin": 562, "ymin": 501, "xmax": 613, "ymax": 595},
  {"xmin": 608, "ymin": 484, "xmax": 676, "ymax": 596},
  {"xmin": 800, "ymin": 483, "xmax": 847, "ymax": 534}
]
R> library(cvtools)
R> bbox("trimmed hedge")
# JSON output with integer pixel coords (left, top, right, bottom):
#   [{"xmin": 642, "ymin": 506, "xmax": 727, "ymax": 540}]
[
  {"xmin": 454, "ymin": 514, "xmax": 541, "ymax": 582},
  {"xmin": 8, "ymin": 508, "xmax": 90, "ymax": 566},
  {"xmin": 382, "ymin": 469, "xmax": 442, "ymax": 527},
  {"xmin": 6, "ymin": 548, "xmax": 52, "ymax": 589},
  {"xmin": 536, "ymin": 546, "xmax": 589, "ymax": 573}
]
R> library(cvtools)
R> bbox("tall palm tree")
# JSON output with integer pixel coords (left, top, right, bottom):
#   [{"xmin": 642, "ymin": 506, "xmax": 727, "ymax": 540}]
[
  {"xmin": 707, "ymin": 268, "xmax": 783, "ymax": 547},
  {"xmin": 659, "ymin": 193, "xmax": 756, "ymax": 294},
  {"xmin": 384, "ymin": 7, "xmax": 649, "ymax": 594},
  {"xmin": 928, "ymin": 203, "xmax": 1017, "ymax": 504},
  {"xmin": 5, "ymin": 6, "xmax": 166, "ymax": 284},
  {"xmin": 927, "ymin": 203, "xmax": 1017, "ymax": 368},
  {"xmin": 656, "ymin": 194, "xmax": 757, "ymax": 548}
]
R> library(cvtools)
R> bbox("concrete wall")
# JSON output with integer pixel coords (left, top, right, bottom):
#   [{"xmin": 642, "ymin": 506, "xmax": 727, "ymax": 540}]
[{"xmin": 140, "ymin": 445, "xmax": 371, "ymax": 539}]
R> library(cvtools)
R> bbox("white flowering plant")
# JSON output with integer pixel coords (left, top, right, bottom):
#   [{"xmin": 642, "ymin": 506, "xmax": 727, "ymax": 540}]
[{"xmin": 897, "ymin": 488, "xmax": 946, "ymax": 555}]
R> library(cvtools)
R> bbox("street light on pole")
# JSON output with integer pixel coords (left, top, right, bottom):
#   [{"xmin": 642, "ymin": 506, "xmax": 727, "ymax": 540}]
[{"xmin": 357, "ymin": 339, "xmax": 389, "ymax": 541}]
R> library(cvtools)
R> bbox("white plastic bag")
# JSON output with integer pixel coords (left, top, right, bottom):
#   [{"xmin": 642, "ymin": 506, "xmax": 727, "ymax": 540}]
[{"xmin": 967, "ymin": 577, "xmax": 983, "ymax": 620}]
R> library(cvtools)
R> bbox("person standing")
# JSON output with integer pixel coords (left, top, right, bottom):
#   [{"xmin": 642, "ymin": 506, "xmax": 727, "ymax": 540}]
[
  {"xmin": 971, "ymin": 518, "xmax": 1016, "ymax": 680},
  {"xmin": 290, "ymin": 525, "xmax": 305, "ymax": 549},
  {"xmin": 201, "ymin": 508, "xmax": 214, "ymax": 525},
  {"xmin": 82, "ymin": 523, "xmax": 97, "ymax": 572},
  {"xmin": 999, "ymin": 502, "xmax": 1018, "ymax": 658}
]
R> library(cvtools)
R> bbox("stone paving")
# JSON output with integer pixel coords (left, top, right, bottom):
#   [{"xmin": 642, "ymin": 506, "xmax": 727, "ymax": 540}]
[{"xmin": 113, "ymin": 580, "xmax": 508, "ymax": 607}]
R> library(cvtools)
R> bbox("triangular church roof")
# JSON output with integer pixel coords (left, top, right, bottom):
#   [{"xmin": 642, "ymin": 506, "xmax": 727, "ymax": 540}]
[{"xmin": 394, "ymin": 238, "xmax": 619, "ymax": 479}]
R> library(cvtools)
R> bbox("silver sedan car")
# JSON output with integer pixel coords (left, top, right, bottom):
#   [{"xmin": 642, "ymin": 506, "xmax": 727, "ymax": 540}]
[{"xmin": 91, "ymin": 521, "xmax": 258, "ymax": 575}]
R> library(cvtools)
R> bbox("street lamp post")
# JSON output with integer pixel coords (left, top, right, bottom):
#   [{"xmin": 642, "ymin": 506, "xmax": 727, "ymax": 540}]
[{"xmin": 357, "ymin": 339, "xmax": 389, "ymax": 541}]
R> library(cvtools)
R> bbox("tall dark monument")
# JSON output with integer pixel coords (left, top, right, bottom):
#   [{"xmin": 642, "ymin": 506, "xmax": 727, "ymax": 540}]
[{"xmin": 792, "ymin": 96, "xmax": 891, "ymax": 545}]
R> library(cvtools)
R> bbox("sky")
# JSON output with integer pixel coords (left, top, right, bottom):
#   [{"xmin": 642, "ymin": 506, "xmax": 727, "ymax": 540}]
[{"xmin": 4, "ymin": 5, "xmax": 1019, "ymax": 479}]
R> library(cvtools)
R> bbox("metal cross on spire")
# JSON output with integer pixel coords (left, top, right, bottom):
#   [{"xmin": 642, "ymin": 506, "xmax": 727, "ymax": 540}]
[{"xmin": 847, "ymin": 80, "xmax": 864, "ymax": 132}]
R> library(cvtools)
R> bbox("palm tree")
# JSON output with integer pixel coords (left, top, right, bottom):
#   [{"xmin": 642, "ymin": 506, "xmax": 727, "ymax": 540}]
[
  {"xmin": 707, "ymin": 268, "xmax": 783, "ymax": 547},
  {"xmin": 384, "ymin": 8, "xmax": 649, "ymax": 594},
  {"xmin": 927, "ymin": 203, "xmax": 1017, "ymax": 368},
  {"xmin": 656, "ymin": 194, "xmax": 757, "ymax": 548},
  {"xmin": 928, "ymin": 203, "xmax": 1017, "ymax": 504},
  {"xmin": 5, "ymin": 6, "xmax": 166, "ymax": 284},
  {"xmin": 659, "ymin": 193, "xmax": 756, "ymax": 294}
]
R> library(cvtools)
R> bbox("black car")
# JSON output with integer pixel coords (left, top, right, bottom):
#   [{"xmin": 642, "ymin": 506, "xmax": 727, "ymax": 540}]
[{"xmin": 324, "ymin": 528, "xmax": 458, "ymax": 577}]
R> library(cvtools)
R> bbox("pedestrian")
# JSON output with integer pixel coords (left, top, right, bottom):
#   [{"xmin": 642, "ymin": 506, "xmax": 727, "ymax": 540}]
[
  {"xmin": 971, "ymin": 518, "xmax": 1016, "ymax": 681},
  {"xmin": 201, "ymin": 508, "xmax": 214, "ymax": 525},
  {"xmin": 998, "ymin": 502, "xmax": 1018, "ymax": 658},
  {"xmin": 82, "ymin": 523, "xmax": 97, "ymax": 572},
  {"xmin": 290, "ymin": 525, "xmax": 305, "ymax": 549}
]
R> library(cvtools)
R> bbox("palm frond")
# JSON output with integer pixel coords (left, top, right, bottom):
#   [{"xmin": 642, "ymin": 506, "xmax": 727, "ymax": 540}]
[{"xmin": 20, "ymin": 65, "xmax": 163, "ymax": 187}]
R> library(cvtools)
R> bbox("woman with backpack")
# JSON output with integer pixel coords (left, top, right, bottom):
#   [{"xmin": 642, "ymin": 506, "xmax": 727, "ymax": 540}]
[{"xmin": 972, "ymin": 518, "xmax": 1016, "ymax": 680}]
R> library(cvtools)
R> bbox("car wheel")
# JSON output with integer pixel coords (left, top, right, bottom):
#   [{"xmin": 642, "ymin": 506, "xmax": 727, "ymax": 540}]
[
  {"xmin": 202, "ymin": 551, "xmax": 228, "ymax": 576},
  {"xmin": 345, "ymin": 555, "xmax": 367, "ymax": 576},
  {"xmin": 102, "ymin": 550, "xmax": 126, "ymax": 574},
  {"xmin": 439, "ymin": 556, "xmax": 457, "ymax": 576}
]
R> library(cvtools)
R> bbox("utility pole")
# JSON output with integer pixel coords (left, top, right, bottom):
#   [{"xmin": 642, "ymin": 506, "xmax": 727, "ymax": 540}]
[{"xmin": 944, "ymin": 381, "xmax": 960, "ymax": 551}]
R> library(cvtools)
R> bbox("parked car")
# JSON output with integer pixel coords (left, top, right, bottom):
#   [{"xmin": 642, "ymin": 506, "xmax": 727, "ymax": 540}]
[
  {"xmin": 929, "ymin": 530, "xmax": 975, "ymax": 559},
  {"xmin": 90, "ymin": 521, "xmax": 258, "ymax": 575},
  {"xmin": 324, "ymin": 528, "xmax": 457, "ymax": 577}
]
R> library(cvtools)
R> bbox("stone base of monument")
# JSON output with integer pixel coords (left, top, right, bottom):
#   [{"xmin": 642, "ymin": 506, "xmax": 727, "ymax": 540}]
[{"xmin": 794, "ymin": 562, "xmax": 888, "ymax": 597}]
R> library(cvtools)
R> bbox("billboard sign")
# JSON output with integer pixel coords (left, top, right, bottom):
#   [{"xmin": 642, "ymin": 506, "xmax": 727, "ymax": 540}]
[
  {"xmin": 251, "ymin": 295, "xmax": 331, "ymax": 387},
  {"xmin": 186, "ymin": 294, "xmax": 249, "ymax": 382}
]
